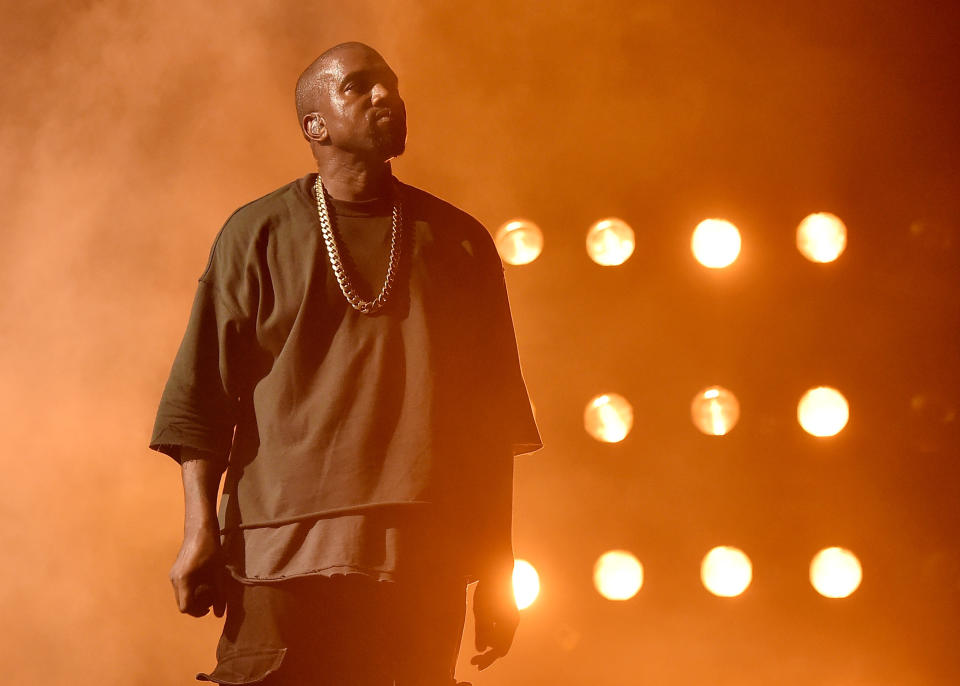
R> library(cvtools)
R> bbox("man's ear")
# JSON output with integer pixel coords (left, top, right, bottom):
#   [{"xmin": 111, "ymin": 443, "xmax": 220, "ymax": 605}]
[{"xmin": 302, "ymin": 113, "xmax": 327, "ymax": 143}]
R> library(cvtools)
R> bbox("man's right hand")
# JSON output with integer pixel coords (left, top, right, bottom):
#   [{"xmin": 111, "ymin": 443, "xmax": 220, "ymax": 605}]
[
  {"xmin": 169, "ymin": 526, "xmax": 226, "ymax": 617},
  {"xmin": 172, "ymin": 449, "xmax": 227, "ymax": 618}
]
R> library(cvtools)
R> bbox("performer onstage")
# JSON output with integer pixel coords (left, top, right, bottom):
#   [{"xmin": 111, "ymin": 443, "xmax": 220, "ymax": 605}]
[{"xmin": 149, "ymin": 41, "xmax": 542, "ymax": 685}]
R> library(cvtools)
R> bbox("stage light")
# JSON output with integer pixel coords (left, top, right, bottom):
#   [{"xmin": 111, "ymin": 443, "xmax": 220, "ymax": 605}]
[
  {"xmin": 586, "ymin": 218, "xmax": 635, "ymax": 266},
  {"xmin": 584, "ymin": 393, "xmax": 633, "ymax": 443},
  {"xmin": 798, "ymin": 387, "xmax": 849, "ymax": 437},
  {"xmin": 512, "ymin": 559, "xmax": 540, "ymax": 610},
  {"xmin": 701, "ymin": 546, "xmax": 752, "ymax": 597},
  {"xmin": 797, "ymin": 212, "xmax": 847, "ymax": 263},
  {"xmin": 690, "ymin": 386, "xmax": 740, "ymax": 436},
  {"xmin": 692, "ymin": 218, "xmax": 741, "ymax": 268},
  {"xmin": 810, "ymin": 547, "xmax": 862, "ymax": 598},
  {"xmin": 593, "ymin": 550, "xmax": 643, "ymax": 600},
  {"xmin": 495, "ymin": 219, "xmax": 543, "ymax": 265}
]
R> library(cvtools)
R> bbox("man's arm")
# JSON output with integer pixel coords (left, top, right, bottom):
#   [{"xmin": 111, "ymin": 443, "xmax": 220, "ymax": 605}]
[
  {"xmin": 168, "ymin": 447, "xmax": 227, "ymax": 618},
  {"xmin": 471, "ymin": 446, "xmax": 519, "ymax": 671}
]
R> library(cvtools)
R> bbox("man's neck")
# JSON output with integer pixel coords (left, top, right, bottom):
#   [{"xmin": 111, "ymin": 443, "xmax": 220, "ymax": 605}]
[{"xmin": 315, "ymin": 153, "xmax": 393, "ymax": 202}]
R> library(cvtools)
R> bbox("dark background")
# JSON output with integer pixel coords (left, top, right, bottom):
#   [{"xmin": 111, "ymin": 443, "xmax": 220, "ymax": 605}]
[{"xmin": 1, "ymin": 1, "xmax": 957, "ymax": 683}]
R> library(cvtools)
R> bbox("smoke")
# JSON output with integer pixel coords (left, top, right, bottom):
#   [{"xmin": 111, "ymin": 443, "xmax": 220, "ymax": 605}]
[
  {"xmin": 2, "ymin": 0, "xmax": 959, "ymax": 684},
  {"xmin": 0, "ymin": 2, "xmax": 426, "ymax": 682}
]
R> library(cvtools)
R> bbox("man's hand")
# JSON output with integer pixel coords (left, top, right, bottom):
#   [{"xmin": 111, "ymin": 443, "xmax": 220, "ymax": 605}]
[
  {"xmin": 470, "ymin": 574, "xmax": 519, "ymax": 671},
  {"xmin": 171, "ymin": 449, "xmax": 227, "ymax": 618},
  {"xmin": 169, "ymin": 526, "xmax": 226, "ymax": 617}
]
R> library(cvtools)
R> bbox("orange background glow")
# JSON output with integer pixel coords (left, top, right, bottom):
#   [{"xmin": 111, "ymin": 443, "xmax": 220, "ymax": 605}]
[{"xmin": 1, "ymin": 2, "xmax": 958, "ymax": 685}]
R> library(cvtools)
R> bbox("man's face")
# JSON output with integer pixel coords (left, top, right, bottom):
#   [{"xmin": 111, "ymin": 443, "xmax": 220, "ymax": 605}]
[{"xmin": 317, "ymin": 46, "xmax": 407, "ymax": 161}]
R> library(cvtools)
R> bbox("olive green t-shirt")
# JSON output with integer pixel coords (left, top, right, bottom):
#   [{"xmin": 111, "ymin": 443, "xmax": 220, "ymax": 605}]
[{"xmin": 150, "ymin": 173, "xmax": 541, "ymax": 579}]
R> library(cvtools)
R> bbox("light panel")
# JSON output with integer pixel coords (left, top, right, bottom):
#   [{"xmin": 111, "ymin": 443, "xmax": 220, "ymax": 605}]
[
  {"xmin": 495, "ymin": 219, "xmax": 543, "ymax": 265},
  {"xmin": 692, "ymin": 218, "xmax": 741, "ymax": 268},
  {"xmin": 584, "ymin": 393, "xmax": 634, "ymax": 443}
]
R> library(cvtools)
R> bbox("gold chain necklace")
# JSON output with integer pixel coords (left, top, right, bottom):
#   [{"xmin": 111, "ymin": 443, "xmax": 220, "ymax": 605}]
[{"xmin": 314, "ymin": 175, "xmax": 403, "ymax": 315}]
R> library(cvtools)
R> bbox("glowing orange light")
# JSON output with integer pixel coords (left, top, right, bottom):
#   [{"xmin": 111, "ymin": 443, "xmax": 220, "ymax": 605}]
[
  {"xmin": 512, "ymin": 559, "xmax": 540, "ymax": 610},
  {"xmin": 691, "ymin": 386, "xmax": 740, "ymax": 436},
  {"xmin": 495, "ymin": 219, "xmax": 543, "ymax": 265},
  {"xmin": 798, "ymin": 386, "xmax": 849, "ymax": 437},
  {"xmin": 701, "ymin": 546, "xmax": 752, "ymax": 597},
  {"xmin": 586, "ymin": 218, "xmax": 635, "ymax": 266},
  {"xmin": 692, "ymin": 218, "xmax": 741, "ymax": 268},
  {"xmin": 810, "ymin": 547, "xmax": 862, "ymax": 598},
  {"xmin": 584, "ymin": 393, "xmax": 633, "ymax": 443},
  {"xmin": 593, "ymin": 550, "xmax": 643, "ymax": 600},
  {"xmin": 797, "ymin": 212, "xmax": 847, "ymax": 263}
]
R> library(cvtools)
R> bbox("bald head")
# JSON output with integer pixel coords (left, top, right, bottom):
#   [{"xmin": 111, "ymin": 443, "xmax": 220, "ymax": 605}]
[
  {"xmin": 295, "ymin": 42, "xmax": 385, "ymax": 127},
  {"xmin": 294, "ymin": 42, "xmax": 406, "ymax": 165}
]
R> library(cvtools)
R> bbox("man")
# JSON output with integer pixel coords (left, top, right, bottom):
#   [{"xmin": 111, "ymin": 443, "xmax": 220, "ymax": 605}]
[{"xmin": 150, "ymin": 41, "xmax": 541, "ymax": 685}]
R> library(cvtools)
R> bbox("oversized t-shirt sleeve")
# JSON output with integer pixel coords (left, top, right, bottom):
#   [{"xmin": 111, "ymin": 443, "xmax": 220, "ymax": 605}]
[
  {"xmin": 149, "ymin": 279, "xmax": 249, "ymax": 463},
  {"xmin": 149, "ymin": 217, "xmax": 258, "ymax": 464},
  {"xmin": 477, "ymin": 239, "xmax": 543, "ymax": 457}
]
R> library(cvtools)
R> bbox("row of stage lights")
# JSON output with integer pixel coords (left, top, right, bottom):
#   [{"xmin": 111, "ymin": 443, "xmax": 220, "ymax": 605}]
[
  {"xmin": 495, "ymin": 212, "xmax": 849, "ymax": 267},
  {"xmin": 585, "ymin": 385, "xmax": 850, "ymax": 442},
  {"xmin": 517, "ymin": 389, "xmax": 858, "ymax": 610},
  {"xmin": 510, "ymin": 546, "xmax": 863, "ymax": 610}
]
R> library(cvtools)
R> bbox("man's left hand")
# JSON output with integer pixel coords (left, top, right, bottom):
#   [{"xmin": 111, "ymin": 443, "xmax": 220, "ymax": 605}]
[{"xmin": 470, "ymin": 575, "xmax": 519, "ymax": 670}]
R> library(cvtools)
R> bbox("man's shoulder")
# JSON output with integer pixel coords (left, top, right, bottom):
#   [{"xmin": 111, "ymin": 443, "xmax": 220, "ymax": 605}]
[
  {"xmin": 397, "ymin": 182, "xmax": 504, "ymax": 270},
  {"xmin": 398, "ymin": 182, "xmax": 489, "ymax": 238},
  {"xmin": 221, "ymin": 174, "xmax": 313, "ymax": 236},
  {"xmin": 200, "ymin": 175, "xmax": 313, "ymax": 280}
]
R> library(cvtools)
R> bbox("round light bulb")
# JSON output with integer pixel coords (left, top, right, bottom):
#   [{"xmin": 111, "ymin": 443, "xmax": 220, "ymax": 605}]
[
  {"xmin": 593, "ymin": 550, "xmax": 644, "ymax": 601},
  {"xmin": 512, "ymin": 559, "xmax": 540, "ymax": 610},
  {"xmin": 586, "ymin": 218, "xmax": 635, "ymax": 266},
  {"xmin": 798, "ymin": 387, "xmax": 849, "ymax": 437},
  {"xmin": 797, "ymin": 212, "xmax": 847, "ymax": 263},
  {"xmin": 701, "ymin": 546, "xmax": 752, "ymax": 597},
  {"xmin": 584, "ymin": 393, "xmax": 634, "ymax": 443},
  {"xmin": 810, "ymin": 547, "xmax": 862, "ymax": 598},
  {"xmin": 692, "ymin": 218, "xmax": 741, "ymax": 268},
  {"xmin": 495, "ymin": 219, "xmax": 543, "ymax": 265},
  {"xmin": 691, "ymin": 386, "xmax": 740, "ymax": 436}
]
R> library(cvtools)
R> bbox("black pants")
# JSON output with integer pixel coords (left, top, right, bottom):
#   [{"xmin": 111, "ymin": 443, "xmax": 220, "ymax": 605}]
[{"xmin": 198, "ymin": 573, "xmax": 468, "ymax": 686}]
